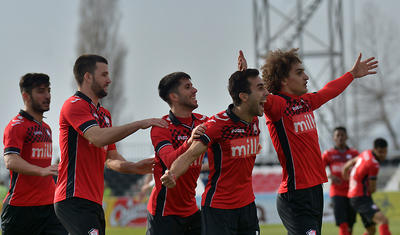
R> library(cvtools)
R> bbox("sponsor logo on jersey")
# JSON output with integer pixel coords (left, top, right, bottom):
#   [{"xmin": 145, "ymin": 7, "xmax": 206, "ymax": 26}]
[
  {"xmin": 31, "ymin": 142, "xmax": 52, "ymax": 159},
  {"xmin": 292, "ymin": 104, "xmax": 303, "ymax": 111},
  {"xmin": 331, "ymin": 162, "xmax": 344, "ymax": 173},
  {"xmin": 70, "ymin": 98, "xmax": 81, "ymax": 103},
  {"xmin": 231, "ymin": 128, "xmax": 245, "ymax": 133},
  {"xmin": 230, "ymin": 136, "xmax": 260, "ymax": 158},
  {"xmin": 177, "ymin": 135, "xmax": 188, "ymax": 141},
  {"xmin": 292, "ymin": 112, "xmax": 316, "ymax": 134},
  {"xmin": 34, "ymin": 131, "xmax": 43, "ymax": 135}
]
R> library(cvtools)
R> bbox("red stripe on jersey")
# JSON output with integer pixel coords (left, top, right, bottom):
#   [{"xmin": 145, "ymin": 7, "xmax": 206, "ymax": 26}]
[
  {"xmin": 3, "ymin": 110, "xmax": 55, "ymax": 206},
  {"xmin": 55, "ymin": 92, "xmax": 116, "ymax": 205}
]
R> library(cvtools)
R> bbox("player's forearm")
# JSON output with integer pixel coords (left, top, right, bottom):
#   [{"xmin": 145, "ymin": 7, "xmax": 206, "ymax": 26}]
[
  {"xmin": 169, "ymin": 154, "xmax": 194, "ymax": 179},
  {"xmin": 106, "ymin": 159, "xmax": 137, "ymax": 174},
  {"xmin": 4, "ymin": 155, "xmax": 46, "ymax": 176},
  {"xmin": 317, "ymin": 72, "xmax": 354, "ymax": 103},
  {"xmin": 158, "ymin": 141, "xmax": 189, "ymax": 168},
  {"xmin": 86, "ymin": 120, "xmax": 146, "ymax": 147}
]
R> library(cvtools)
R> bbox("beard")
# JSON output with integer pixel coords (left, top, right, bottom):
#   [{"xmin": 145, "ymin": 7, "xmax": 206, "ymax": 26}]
[
  {"xmin": 91, "ymin": 79, "xmax": 108, "ymax": 98},
  {"xmin": 180, "ymin": 97, "xmax": 198, "ymax": 110},
  {"xmin": 31, "ymin": 98, "xmax": 49, "ymax": 114}
]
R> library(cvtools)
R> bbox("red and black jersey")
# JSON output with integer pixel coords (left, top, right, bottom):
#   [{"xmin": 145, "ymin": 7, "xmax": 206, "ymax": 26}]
[
  {"xmin": 264, "ymin": 72, "xmax": 354, "ymax": 193},
  {"xmin": 199, "ymin": 105, "xmax": 261, "ymax": 209},
  {"xmin": 348, "ymin": 150, "xmax": 379, "ymax": 198},
  {"xmin": 3, "ymin": 110, "xmax": 55, "ymax": 206},
  {"xmin": 55, "ymin": 91, "xmax": 116, "ymax": 205},
  {"xmin": 148, "ymin": 111, "xmax": 208, "ymax": 217},
  {"xmin": 322, "ymin": 147, "xmax": 359, "ymax": 197}
]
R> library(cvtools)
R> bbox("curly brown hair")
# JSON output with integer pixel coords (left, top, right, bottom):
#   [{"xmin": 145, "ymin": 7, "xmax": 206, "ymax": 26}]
[{"xmin": 261, "ymin": 48, "xmax": 301, "ymax": 94}]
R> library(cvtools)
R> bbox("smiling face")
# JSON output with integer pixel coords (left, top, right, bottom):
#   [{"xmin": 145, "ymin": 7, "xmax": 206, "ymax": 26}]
[
  {"xmin": 173, "ymin": 78, "xmax": 198, "ymax": 110},
  {"xmin": 246, "ymin": 76, "xmax": 268, "ymax": 117},
  {"xmin": 281, "ymin": 62, "xmax": 309, "ymax": 96},
  {"xmin": 90, "ymin": 62, "xmax": 111, "ymax": 99},
  {"xmin": 27, "ymin": 84, "xmax": 51, "ymax": 113}
]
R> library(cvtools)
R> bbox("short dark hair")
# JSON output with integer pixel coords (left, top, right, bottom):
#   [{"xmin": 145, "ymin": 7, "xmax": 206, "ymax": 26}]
[
  {"xmin": 19, "ymin": 73, "xmax": 50, "ymax": 94},
  {"xmin": 374, "ymin": 138, "xmax": 388, "ymax": 149},
  {"xmin": 333, "ymin": 126, "xmax": 347, "ymax": 134},
  {"xmin": 73, "ymin": 54, "xmax": 108, "ymax": 85},
  {"xmin": 261, "ymin": 48, "xmax": 302, "ymax": 94},
  {"xmin": 158, "ymin": 72, "xmax": 191, "ymax": 105},
  {"xmin": 228, "ymin": 69, "xmax": 260, "ymax": 106}
]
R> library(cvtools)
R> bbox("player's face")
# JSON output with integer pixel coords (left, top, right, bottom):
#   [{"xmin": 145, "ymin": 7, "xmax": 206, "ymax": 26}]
[
  {"xmin": 91, "ymin": 62, "xmax": 111, "ymax": 98},
  {"xmin": 247, "ymin": 76, "xmax": 268, "ymax": 117},
  {"xmin": 333, "ymin": 130, "xmax": 347, "ymax": 148},
  {"xmin": 373, "ymin": 147, "xmax": 388, "ymax": 162},
  {"xmin": 282, "ymin": 62, "xmax": 309, "ymax": 96},
  {"xmin": 29, "ymin": 84, "xmax": 51, "ymax": 113},
  {"xmin": 176, "ymin": 79, "xmax": 198, "ymax": 110}
]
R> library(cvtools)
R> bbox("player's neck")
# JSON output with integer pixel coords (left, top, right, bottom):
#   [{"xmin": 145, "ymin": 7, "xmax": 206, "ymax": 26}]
[
  {"xmin": 335, "ymin": 145, "xmax": 347, "ymax": 152},
  {"xmin": 78, "ymin": 87, "xmax": 100, "ymax": 106},
  {"xmin": 170, "ymin": 106, "xmax": 193, "ymax": 118},
  {"xmin": 23, "ymin": 107, "xmax": 44, "ymax": 122},
  {"xmin": 232, "ymin": 105, "xmax": 253, "ymax": 123}
]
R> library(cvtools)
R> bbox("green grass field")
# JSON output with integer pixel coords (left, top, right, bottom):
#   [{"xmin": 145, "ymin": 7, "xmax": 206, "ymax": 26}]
[{"xmin": 106, "ymin": 217, "xmax": 400, "ymax": 234}]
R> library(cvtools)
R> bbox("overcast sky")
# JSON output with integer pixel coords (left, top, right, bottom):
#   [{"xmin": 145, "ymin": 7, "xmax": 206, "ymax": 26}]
[{"xmin": 1, "ymin": 0, "xmax": 399, "ymax": 160}]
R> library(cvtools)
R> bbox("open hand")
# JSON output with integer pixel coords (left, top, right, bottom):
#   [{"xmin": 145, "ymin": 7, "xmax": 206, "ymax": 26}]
[{"xmin": 349, "ymin": 53, "xmax": 378, "ymax": 78}]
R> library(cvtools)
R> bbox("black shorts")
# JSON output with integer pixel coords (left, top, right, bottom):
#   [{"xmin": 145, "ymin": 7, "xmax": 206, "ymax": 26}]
[
  {"xmin": 146, "ymin": 210, "xmax": 201, "ymax": 235},
  {"xmin": 277, "ymin": 184, "xmax": 323, "ymax": 235},
  {"xmin": 350, "ymin": 196, "xmax": 380, "ymax": 228},
  {"xmin": 331, "ymin": 195, "xmax": 357, "ymax": 226},
  {"xmin": 1, "ymin": 203, "xmax": 67, "ymax": 235},
  {"xmin": 201, "ymin": 201, "xmax": 260, "ymax": 235},
  {"xmin": 54, "ymin": 197, "xmax": 105, "ymax": 235}
]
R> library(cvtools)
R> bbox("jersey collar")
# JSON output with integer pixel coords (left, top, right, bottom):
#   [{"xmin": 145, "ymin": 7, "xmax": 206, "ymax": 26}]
[
  {"xmin": 74, "ymin": 91, "xmax": 101, "ymax": 109},
  {"xmin": 19, "ymin": 110, "xmax": 41, "ymax": 125},
  {"xmin": 168, "ymin": 110, "xmax": 197, "ymax": 130},
  {"xmin": 226, "ymin": 104, "xmax": 251, "ymax": 125}
]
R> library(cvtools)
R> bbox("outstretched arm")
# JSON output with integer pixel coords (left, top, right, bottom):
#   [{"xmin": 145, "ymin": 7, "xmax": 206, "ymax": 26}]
[
  {"xmin": 349, "ymin": 53, "xmax": 378, "ymax": 78},
  {"xmin": 84, "ymin": 118, "xmax": 168, "ymax": 148},
  {"xmin": 161, "ymin": 141, "xmax": 208, "ymax": 188},
  {"xmin": 105, "ymin": 150, "xmax": 154, "ymax": 174}
]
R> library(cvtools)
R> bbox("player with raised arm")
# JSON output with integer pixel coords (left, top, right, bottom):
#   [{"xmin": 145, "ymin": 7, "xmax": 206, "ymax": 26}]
[
  {"xmin": 161, "ymin": 64, "xmax": 268, "ymax": 235},
  {"xmin": 239, "ymin": 49, "xmax": 377, "ymax": 235}
]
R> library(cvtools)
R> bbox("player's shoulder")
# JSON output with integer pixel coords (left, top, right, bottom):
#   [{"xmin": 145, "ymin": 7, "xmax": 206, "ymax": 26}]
[
  {"xmin": 193, "ymin": 113, "xmax": 208, "ymax": 121},
  {"xmin": 5, "ymin": 114, "xmax": 26, "ymax": 130},
  {"xmin": 208, "ymin": 110, "xmax": 230, "ymax": 124},
  {"xmin": 62, "ymin": 95, "xmax": 86, "ymax": 108}
]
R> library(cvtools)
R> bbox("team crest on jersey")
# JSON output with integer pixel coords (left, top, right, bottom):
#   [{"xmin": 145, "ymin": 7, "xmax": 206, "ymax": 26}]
[
  {"xmin": 88, "ymin": 228, "xmax": 99, "ymax": 235},
  {"xmin": 253, "ymin": 123, "xmax": 258, "ymax": 135},
  {"xmin": 306, "ymin": 229, "xmax": 316, "ymax": 235},
  {"xmin": 104, "ymin": 116, "xmax": 110, "ymax": 126}
]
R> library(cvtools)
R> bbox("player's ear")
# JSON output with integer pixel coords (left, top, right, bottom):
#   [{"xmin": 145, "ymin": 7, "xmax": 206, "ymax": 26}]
[
  {"xmin": 83, "ymin": 72, "xmax": 92, "ymax": 84},
  {"xmin": 169, "ymin": 92, "xmax": 179, "ymax": 103},
  {"xmin": 22, "ymin": 91, "xmax": 31, "ymax": 104},
  {"xmin": 239, "ymin": 92, "xmax": 248, "ymax": 103}
]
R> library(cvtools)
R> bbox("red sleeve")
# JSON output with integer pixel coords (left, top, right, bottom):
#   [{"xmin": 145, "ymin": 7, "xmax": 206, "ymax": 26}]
[
  {"xmin": 198, "ymin": 117, "xmax": 222, "ymax": 146},
  {"xmin": 368, "ymin": 161, "xmax": 379, "ymax": 180},
  {"xmin": 263, "ymin": 94, "xmax": 286, "ymax": 122},
  {"xmin": 321, "ymin": 150, "xmax": 330, "ymax": 167},
  {"xmin": 304, "ymin": 72, "xmax": 354, "ymax": 110},
  {"xmin": 150, "ymin": 125, "xmax": 190, "ymax": 168},
  {"xmin": 3, "ymin": 121, "xmax": 26, "ymax": 155},
  {"xmin": 62, "ymin": 99, "xmax": 98, "ymax": 136}
]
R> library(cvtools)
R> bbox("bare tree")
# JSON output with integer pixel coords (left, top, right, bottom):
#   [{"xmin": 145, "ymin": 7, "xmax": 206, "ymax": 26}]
[
  {"xmin": 77, "ymin": 0, "xmax": 127, "ymax": 124},
  {"xmin": 352, "ymin": 2, "xmax": 400, "ymax": 149}
]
